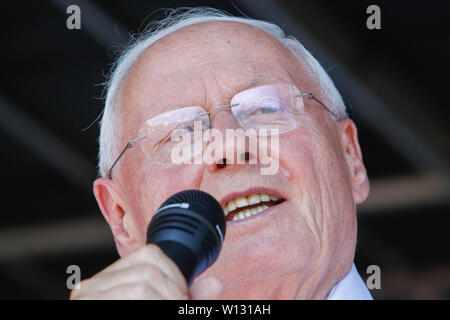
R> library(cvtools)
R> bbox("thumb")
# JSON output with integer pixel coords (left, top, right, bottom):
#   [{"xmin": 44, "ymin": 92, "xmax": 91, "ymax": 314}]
[{"xmin": 189, "ymin": 276, "xmax": 223, "ymax": 300}]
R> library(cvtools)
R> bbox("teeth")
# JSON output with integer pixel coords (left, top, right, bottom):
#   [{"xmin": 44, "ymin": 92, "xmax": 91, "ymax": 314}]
[
  {"xmin": 235, "ymin": 197, "xmax": 249, "ymax": 208},
  {"xmin": 222, "ymin": 193, "xmax": 280, "ymax": 221},
  {"xmin": 224, "ymin": 193, "xmax": 276, "ymax": 212},
  {"xmin": 247, "ymin": 194, "xmax": 260, "ymax": 205},
  {"xmin": 229, "ymin": 204, "xmax": 270, "ymax": 221},
  {"xmin": 227, "ymin": 200, "xmax": 237, "ymax": 213}
]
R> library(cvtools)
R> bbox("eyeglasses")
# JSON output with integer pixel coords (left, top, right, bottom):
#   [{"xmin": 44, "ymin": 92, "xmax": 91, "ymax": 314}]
[{"xmin": 106, "ymin": 83, "xmax": 342, "ymax": 178}]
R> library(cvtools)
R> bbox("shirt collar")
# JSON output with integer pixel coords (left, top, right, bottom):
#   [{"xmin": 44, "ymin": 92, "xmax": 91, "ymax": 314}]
[{"xmin": 325, "ymin": 263, "xmax": 373, "ymax": 300}]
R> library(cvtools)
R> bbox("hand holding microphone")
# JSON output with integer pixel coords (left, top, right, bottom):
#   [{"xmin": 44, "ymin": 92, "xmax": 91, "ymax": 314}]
[{"xmin": 70, "ymin": 190, "xmax": 225, "ymax": 300}]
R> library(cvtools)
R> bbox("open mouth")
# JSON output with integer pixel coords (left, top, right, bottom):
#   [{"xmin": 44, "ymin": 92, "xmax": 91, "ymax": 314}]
[{"xmin": 222, "ymin": 193, "xmax": 285, "ymax": 222}]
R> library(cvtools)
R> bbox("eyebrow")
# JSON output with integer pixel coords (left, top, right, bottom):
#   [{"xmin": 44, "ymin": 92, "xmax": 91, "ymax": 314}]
[
  {"xmin": 248, "ymin": 72, "xmax": 280, "ymax": 87},
  {"xmin": 223, "ymin": 72, "xmax": 282, "ymax": 102},
  {"xmin": 160, "ymin": 73, "xmax": 283, "ymax": 112}
]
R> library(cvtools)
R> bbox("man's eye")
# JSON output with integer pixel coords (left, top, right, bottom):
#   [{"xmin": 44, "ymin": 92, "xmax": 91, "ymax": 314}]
[
  {"xmin": 178, "ymin": 126, "xmax": 194, "ymax": 133},
  {"xmin": 250, "ymin": 106, "xmax": 279, "ymax": 115},
  {"xmin": 258, "ymin": 107, "xmax": 277, "ymax": 113},
  {"xmin": 172, "ymin": 127, "xmax": 193, "ymax": 138}
]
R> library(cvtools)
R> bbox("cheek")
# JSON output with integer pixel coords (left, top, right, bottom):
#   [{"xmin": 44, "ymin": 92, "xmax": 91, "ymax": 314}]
[
  {"xmin": 126, "ymin": 164, "xmax": 205, "ymax": 230},
  {"xmin": 280, "ymin": 125, "xmax": 348, "ymax": 200},
  {"xmin": 278, "ymin": 128, "xmax": 329, "ymax": 199},
  {"xmin": 278, "ymin": 127, "xmax": 355, "ymax": 246},
  {"xmin": 206, "ymin": 208, "xmax": 320, "ymax": 282}
]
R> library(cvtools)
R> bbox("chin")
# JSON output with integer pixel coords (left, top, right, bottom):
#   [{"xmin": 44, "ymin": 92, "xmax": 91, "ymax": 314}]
[{"xmin": 207, "ymin": 238, "xmax": 317, "ymax": 284}]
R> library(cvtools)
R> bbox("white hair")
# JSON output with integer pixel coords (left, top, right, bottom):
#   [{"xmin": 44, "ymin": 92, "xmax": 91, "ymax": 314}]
[{"xmin": 98, "ymin": 7, "xmax": 347, "ymax": 177}]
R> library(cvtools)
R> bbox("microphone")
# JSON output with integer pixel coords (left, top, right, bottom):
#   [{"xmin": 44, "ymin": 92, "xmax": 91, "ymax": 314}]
[{"xmin": 147, "ymin": 190, "xmax": 226, "ymax": 285}]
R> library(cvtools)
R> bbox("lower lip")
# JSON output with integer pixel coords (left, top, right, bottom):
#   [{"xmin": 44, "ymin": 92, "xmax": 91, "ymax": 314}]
[{"xmin": 226, "ymin": 200, "xmax": 287, "ymax": 226}]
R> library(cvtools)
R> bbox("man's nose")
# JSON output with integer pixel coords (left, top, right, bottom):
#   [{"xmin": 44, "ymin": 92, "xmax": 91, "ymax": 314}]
[{"xmin": 205, "ymin": 109, "xmax": 258, "ymax": 173}]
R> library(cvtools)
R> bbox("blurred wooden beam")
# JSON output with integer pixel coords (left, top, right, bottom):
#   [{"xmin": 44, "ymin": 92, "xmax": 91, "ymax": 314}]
[
  {"xmin": 0, "ymin": 96, "xmax": 95, "ymax": 190},
  {"xmin": 0, "ymin": 175, "xmax": 446, "ymax": 261},
  {"xmin": 0, "ymin": 216, "xmax": 113, "ymax": 262},
  {"xmin": 358, "ymin": 174, "xmax": 449, "ymax": 214}
]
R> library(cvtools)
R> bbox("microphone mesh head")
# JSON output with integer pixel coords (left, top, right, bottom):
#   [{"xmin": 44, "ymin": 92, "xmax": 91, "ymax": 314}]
[{"xmin": 159, "ymin": 190, "xmax": 226, "ymax": 239}]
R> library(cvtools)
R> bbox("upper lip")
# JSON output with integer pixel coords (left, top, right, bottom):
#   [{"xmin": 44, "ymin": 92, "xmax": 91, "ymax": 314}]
[{"xmin": 218, "ymin": 187, "xmax": 287, "ymax": 208}]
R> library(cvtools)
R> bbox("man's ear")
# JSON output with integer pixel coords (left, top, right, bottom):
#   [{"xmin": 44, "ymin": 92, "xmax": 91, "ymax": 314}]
[
  {"xmin": 93, "ymin": 177, "xmax": 136, "ymax": 256},
  {"xmin": 337, "ymin": 118, "xmax": 370, "ymax": 204}
]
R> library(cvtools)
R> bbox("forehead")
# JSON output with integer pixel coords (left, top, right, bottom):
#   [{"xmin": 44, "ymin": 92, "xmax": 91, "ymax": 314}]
[{"xmin": 116, "ymin": 21, "xmax": 310, "ymax": 134}]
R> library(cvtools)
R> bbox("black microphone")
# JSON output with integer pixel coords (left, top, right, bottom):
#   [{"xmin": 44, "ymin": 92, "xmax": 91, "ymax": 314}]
[{"xmin": 147, "ymin": 190, "xmax": 226, "ymax": 286}]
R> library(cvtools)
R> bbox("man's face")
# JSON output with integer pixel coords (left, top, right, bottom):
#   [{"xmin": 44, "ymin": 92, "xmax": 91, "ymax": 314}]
[{"xmin": 96, "ymin": 21, "xmax": 369, "ymax": 298}]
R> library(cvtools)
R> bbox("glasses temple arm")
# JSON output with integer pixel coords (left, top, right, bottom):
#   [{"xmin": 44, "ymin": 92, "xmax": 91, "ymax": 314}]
[
  {"xmin": 296, "ymin": 93, "xmax": 340, "ymax": 119},
  {"xmin": 107, "ymin": 136, "xmax": 147, "ymax": 179}
]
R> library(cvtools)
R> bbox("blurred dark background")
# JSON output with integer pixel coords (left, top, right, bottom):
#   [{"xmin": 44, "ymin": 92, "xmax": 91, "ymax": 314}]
[{"xmin": 0, "ymin": 0, "xmax": 449, "ymax": 299}]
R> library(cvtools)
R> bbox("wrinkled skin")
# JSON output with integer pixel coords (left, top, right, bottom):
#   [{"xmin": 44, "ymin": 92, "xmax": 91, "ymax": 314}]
[{"xmin": 72, "ymin": 21, "xmax": 369, "ymax": 300}]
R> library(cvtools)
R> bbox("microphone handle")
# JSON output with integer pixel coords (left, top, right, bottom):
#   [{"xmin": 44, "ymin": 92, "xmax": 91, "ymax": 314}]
[{"xmin": 156, "ymin": 240, "xmax": 198, "ymax": 286}]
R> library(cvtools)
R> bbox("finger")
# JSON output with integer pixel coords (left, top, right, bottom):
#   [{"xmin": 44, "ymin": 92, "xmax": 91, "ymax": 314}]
[
  {"xmin": 190, "ymin": 276, "xmax": 223, "ymax": 300},
  {"xmin": 99, "ymin": 244, "xmax": 187, "ymax": 287},
  {"xmin": 79, "ymin": 263, "xmax": 188, "ymax": 299},
  {"xmin": 75, "ymin": 282, "xmax": 165, "ymax": 300}
]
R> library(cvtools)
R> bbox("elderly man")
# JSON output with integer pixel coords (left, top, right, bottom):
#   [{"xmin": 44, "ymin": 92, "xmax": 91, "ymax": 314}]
[{"xmin": 72, "ymin": 8, "xmax": 371, "ymax": 299}]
